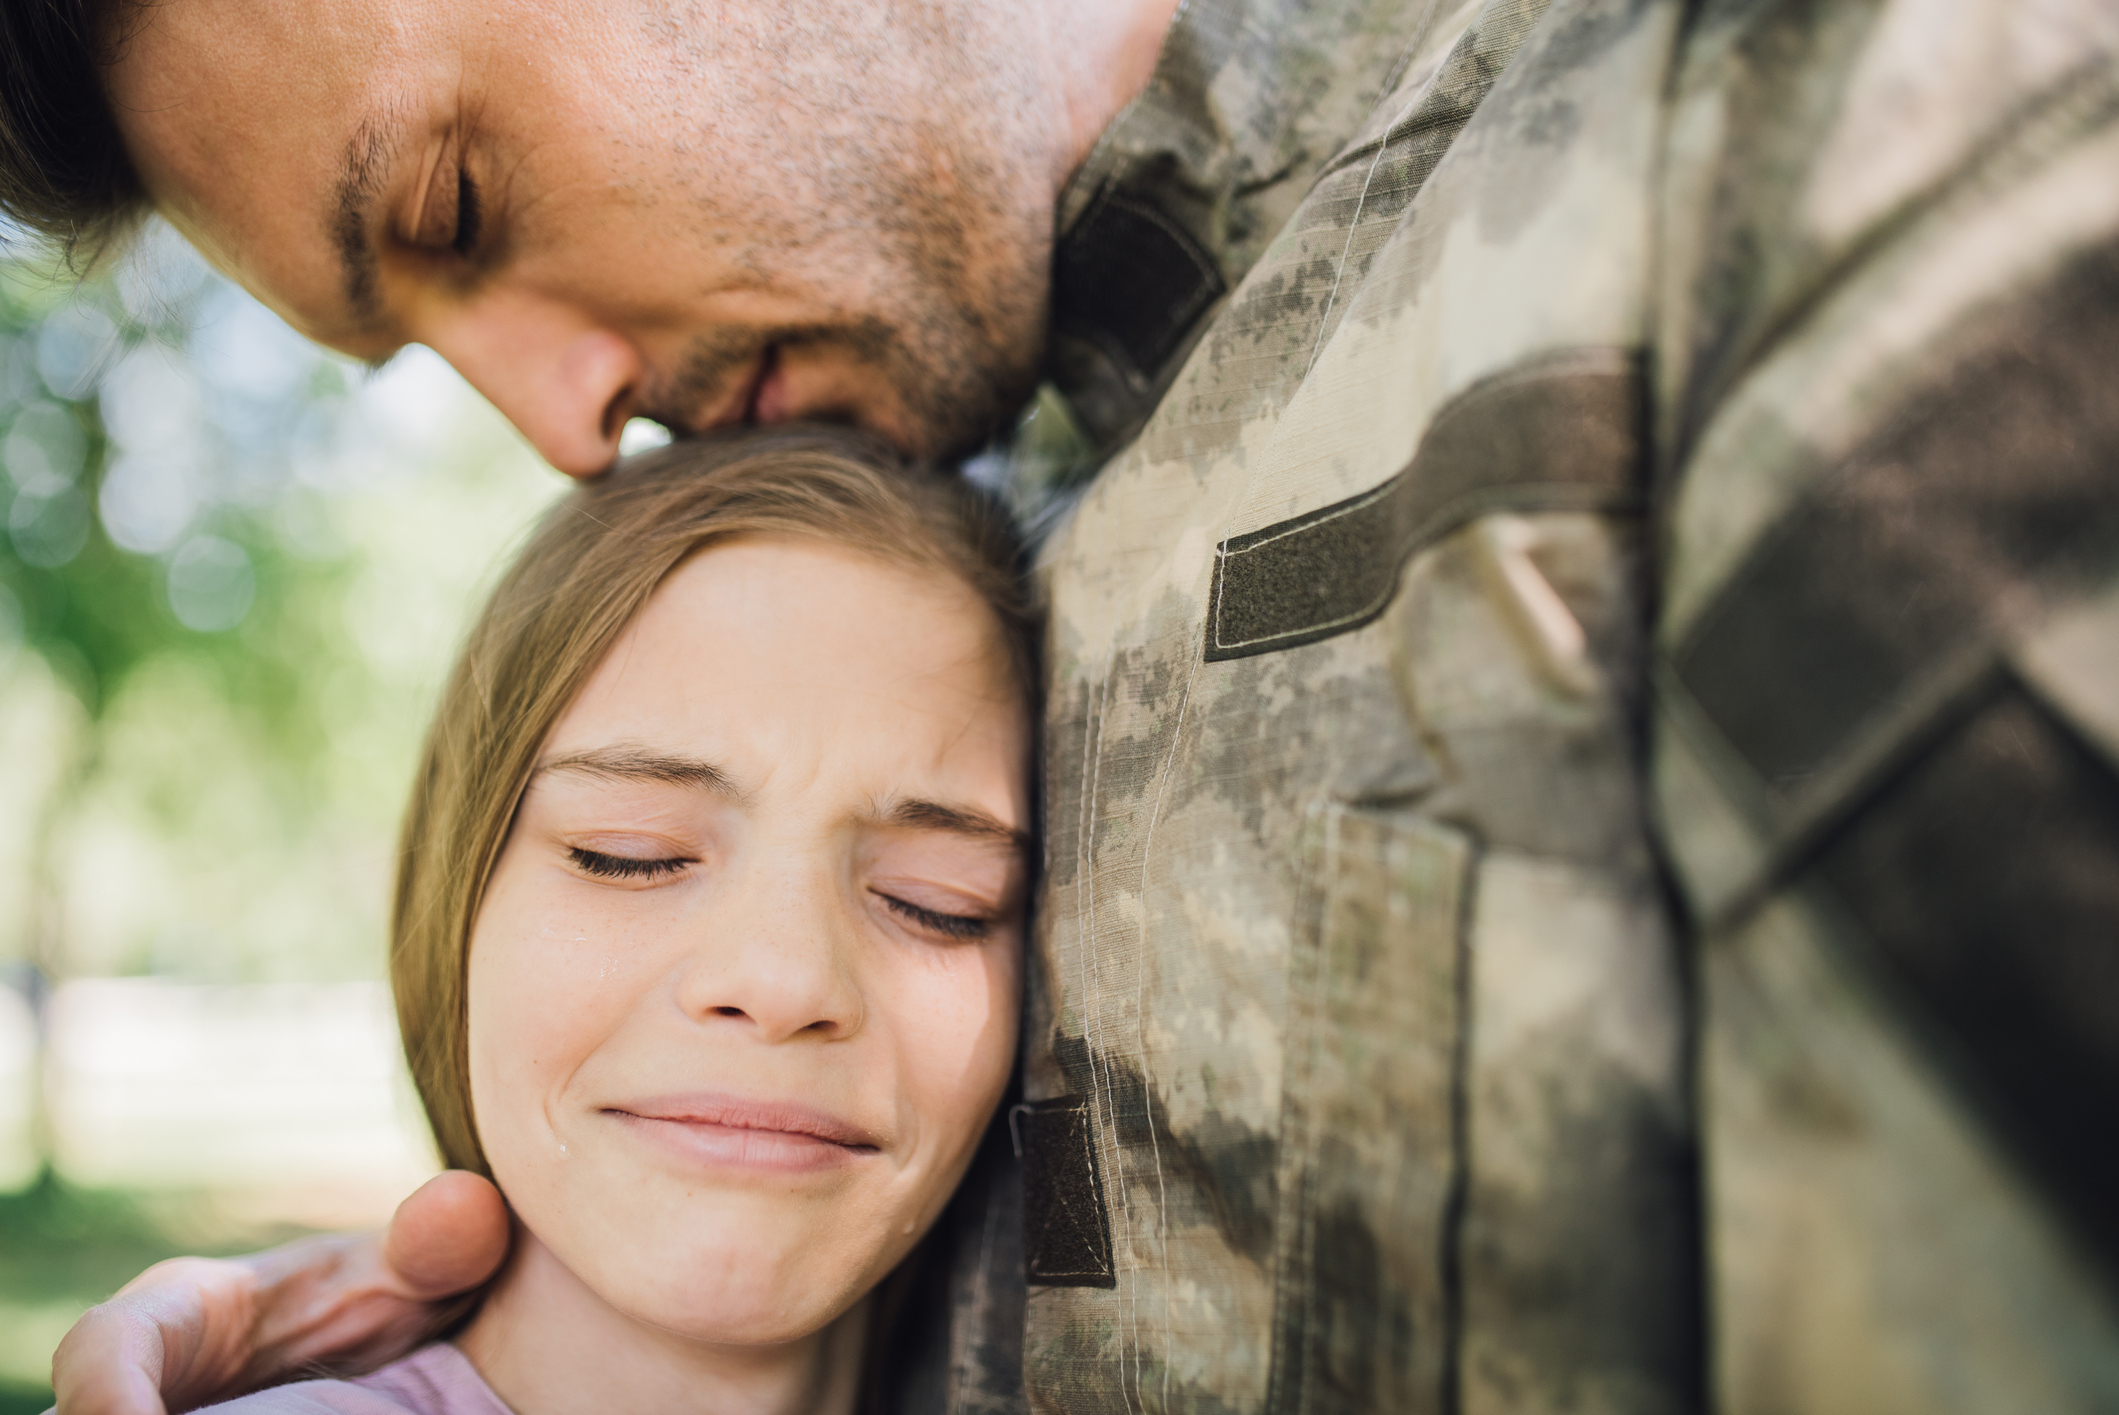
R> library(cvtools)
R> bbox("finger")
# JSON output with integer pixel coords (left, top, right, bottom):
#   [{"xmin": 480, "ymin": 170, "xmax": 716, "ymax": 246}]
[
  {"xmin": 381, "ymin": 1171, "xmax": 511, "ymax": 1300},
  {"xmin": 51, "ymin": 1301, "xmax": 172, "ymax": 1415}
]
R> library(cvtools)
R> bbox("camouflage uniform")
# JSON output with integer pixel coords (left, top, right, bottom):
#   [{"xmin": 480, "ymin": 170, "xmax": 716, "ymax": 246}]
[{"xmin": 907, "ymin": 1, "xmax": 2119, "ymax": 1411}]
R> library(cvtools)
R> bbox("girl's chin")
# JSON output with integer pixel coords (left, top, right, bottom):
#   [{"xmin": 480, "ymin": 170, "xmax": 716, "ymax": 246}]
[
  {"xmin": 544, "ymin": 1227, "xmax": 880, "ymax": 1347},
  {"xmin": 488, "ymin": 1152, "xmax": 913, "ymax": 1348}
]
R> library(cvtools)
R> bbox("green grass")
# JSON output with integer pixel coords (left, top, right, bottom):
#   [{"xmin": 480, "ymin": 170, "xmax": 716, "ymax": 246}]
[
  {"xmin": 0, "ymin": 1384, "xmax": 54, "ymax": 1415},
  {"xmin": 0, "ymin": 1170, "xmax": 198, "ymax": 1301},
  {"xmin": 0, "ymin": 1170, "xmax": 319, "ymax": 1410}
]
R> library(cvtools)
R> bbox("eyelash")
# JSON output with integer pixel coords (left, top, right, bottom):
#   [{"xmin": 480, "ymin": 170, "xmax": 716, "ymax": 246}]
[
  {"xmin": 452, "ymin": 167, "xmax": 482, "ymax": 258},
  {"xmin": 876, "ymin": 892, "xmax": 989, "ymax": 941},
  {"xmin": 566, "ymin": 849, "xmax": 989, "ymax": 938},
  {"xmin": 569, "ymin": 847, "xmax": 693, "ymax": 880}
]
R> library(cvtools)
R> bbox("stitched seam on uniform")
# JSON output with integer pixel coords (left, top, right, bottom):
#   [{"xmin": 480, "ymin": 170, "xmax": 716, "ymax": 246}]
[
  {"xmin": 1131, "ymin": 658, "xmax": 1195, "ymax": 1413},
  {"xmin": 1300, "ymin": 88, "xmax": 1427, "ymax": 382},
  {"xmin": 1317, "ymin": 0, "xmax": 1553, "ymax": 184},
  {"xmin": 1058, "ymin": 660, "xmax": 1112, "ymax": 1290},
  {"xmin": 1073, "ymin": 162, "xmax": 1407, "ymax": 1331},
  {"xmin": 1293, "ymin": 0, "xmax": 1552, "ymax": 386},
  {"xmin": 1376, "ymin": 0, "xmax": 1450, "ymax": 109},
  {"xmin": 1261, "ymin": 799, "xmax": 1327, "ymax": 1412},
  {"xmin": 1096, "ymin": 358, "xmax": 1322, "ymax": 1394},
  {"xmin": 1311, "ymin": 0, "xmax": 1454, "ymax": 180},
  {"xmin": 1082, "ymin": 664, "xmax": 1141, "ymax": 1402},
  {"xmin": 1092, "ymin": 661, "xmax": 1147, "ymax": 1408},
  {"xmin": 1315, "ymin": 84, "xmax": 1482, "ymax": 181},
  {"xmin": 1296, "ymin": 0, "xmax": 1488, "ymax": 383}
]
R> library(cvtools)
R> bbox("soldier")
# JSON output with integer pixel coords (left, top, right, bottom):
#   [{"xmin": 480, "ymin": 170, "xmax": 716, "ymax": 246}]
[{"xmin": 15, "ymin": 0, "xmax": 2119, "ymax": 1410}]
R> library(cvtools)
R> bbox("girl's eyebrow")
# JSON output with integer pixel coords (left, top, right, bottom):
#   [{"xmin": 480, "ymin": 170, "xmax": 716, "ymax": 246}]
[
  {"xmin": 534, "ymin": 750, "xmax": 1020, "ymax": 846},
  {"xmin": 880, "ymin": 799, "xmax": 1028, "ymax": 850},
  {"xmin": 537, "ymin": 745, "xmax": 742, "ymax": 798}
]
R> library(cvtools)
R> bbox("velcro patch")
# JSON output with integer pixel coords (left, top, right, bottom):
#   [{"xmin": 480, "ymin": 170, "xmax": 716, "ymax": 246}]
[
  {"xmin": 1012, "ymin": 1095, "xmax": 1117, "ymax": 1288},
  {"xmin": 1205, "ymin": 350, "xmax": 1646, "ymax": 661}
]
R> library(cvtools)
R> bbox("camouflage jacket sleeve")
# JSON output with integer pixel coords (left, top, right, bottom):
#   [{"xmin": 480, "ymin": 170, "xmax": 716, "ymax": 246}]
[{"xmin": 1649, "ymin": 0, "xmax": 2119, "ymax": 1408}]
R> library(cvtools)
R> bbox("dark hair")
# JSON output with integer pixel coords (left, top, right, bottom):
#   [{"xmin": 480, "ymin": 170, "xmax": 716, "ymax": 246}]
[{"xmin": 0, "ymin": 0, "xmax": 148, "ymax": 264}]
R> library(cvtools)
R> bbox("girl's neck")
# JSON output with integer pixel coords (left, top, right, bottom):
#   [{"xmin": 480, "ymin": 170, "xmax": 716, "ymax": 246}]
[{"xmin": 455, "ymin": 1230, "xmax": 869, "ymax": 1415}]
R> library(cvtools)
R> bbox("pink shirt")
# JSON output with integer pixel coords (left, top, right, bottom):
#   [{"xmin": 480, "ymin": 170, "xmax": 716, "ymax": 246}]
[{"xmin": 198, "ymin": 1344, "xmax": 512, "ymax": 1415}]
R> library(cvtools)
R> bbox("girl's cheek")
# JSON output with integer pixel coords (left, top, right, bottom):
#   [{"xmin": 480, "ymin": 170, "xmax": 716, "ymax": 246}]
[
  {"xmin": 490, "ymin": 929, "xmax": 643, "ymax": 1072},
  {"xmin": 900, "ymin": 939, "xmax": 1020, "ymax": 1107},
  {"xmin": 482, "ymin": 859, "xmax": 660, "ymax": 991},
  {"xmin": 467, "ymin": 883, "xmax": 644, "ymax": 1123}
]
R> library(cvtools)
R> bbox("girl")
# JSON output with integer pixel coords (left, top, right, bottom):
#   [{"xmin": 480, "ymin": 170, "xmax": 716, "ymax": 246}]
[{"xmin": 205, "ymin": 428, "xmax": 1036, "ymax": 1415}]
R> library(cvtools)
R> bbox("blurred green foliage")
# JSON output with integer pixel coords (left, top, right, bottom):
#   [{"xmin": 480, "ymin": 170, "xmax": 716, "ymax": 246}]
[
  {"xmin": 0, "ymin": 227, "xmax": 560, "ymax": 985},
  {"xmin": 2, "ymin": 250, "xmax": 342, "ymax": 728},
  {"xmin": 0, "ymin": 224, "xmax": 561, "ymax": 1402},
  {"xmin": 2, "ymin": 238, "xmax": 372, "ymax": 986}
]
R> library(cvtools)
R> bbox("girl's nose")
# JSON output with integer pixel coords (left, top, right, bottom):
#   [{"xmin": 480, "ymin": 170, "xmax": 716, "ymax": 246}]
[{"xmin": 671, "ymin": 867, "xmax": 865, "ymax": 1044}]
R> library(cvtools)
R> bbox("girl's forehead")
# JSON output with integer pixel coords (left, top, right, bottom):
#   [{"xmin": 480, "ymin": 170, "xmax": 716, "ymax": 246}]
[
  {"xmin": 627, "ymin": 537, "xmax": 1010, "ymax": 681},
  {"xmin": 546, "ymin": 536, "xmax": 1029, "ymax": 807},
  {"xmin": 658, "ymin": 534, "xmax": 992, "ymax": 628}
]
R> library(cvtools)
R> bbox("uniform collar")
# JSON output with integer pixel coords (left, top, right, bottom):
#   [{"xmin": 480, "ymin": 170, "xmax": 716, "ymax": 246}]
[{"xmin": 1039, "ymin": 0, "xmax": 1454, "ymax": 459}]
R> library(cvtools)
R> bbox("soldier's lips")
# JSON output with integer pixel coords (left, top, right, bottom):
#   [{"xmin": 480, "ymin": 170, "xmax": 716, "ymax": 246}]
[
  {"xmin": 705, "ymin": 345, "xmax": 789, "ymax": 430},
  {"xmin": 603, "ymin": 1093, "xmax": 881, "ymax": 1173}
]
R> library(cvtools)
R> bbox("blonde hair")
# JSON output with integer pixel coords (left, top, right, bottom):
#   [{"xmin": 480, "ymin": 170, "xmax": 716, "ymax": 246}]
[{"xmin": 390, "ymin": 427, "xmax": 1034, "ymax": 1175}]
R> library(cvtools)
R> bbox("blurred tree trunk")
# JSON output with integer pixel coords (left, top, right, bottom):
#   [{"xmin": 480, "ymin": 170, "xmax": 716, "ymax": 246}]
[{"xmin": 21, "ymin": 712, "xmax": 94, "ymax": 1175}]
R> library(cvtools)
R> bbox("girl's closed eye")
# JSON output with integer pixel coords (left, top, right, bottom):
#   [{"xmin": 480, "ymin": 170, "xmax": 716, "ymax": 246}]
[
  {"xmin": 568, "ymin": 845, "xmax": 697, "ymax": 882},
  {"xmin": 873, "ymin": 890, "xmax": 990, "ymax": 941}
]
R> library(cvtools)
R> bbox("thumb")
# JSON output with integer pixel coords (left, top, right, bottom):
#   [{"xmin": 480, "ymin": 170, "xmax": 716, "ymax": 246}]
[{"xmin": 380, "ymin": 1171, "xmax": 511, "ymax": 1301}]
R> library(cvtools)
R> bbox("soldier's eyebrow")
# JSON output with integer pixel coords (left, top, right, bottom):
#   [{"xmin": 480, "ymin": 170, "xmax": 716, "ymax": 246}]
[
  {"xmin": 330, "ymin": 119, "xmax": 391, "ymax": 328},
  {"xmin": 536, "ymin": 746, "xmax": 744, "ymax": 799},
  {"xmin": 877, "ymin": 798, "xmax": 1028, "ymax": 850}
]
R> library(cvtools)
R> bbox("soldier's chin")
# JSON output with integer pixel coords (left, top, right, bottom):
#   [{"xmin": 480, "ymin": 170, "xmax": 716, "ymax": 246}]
[{"xmin": 771, "ymin": 344, "xmax": 1027, "ymax": 463}]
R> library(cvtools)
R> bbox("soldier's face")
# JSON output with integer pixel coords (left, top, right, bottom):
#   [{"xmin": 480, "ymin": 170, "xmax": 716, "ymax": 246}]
[{"xmin": 102, "ymin": 0, "xmax": 1060, "ymax": 473}]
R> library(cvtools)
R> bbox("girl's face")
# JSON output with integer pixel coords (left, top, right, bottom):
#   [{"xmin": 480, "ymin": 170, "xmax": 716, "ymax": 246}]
[{"xmin": 465, "ymin": 535, "xmax": 1029, "ymax": 1346}]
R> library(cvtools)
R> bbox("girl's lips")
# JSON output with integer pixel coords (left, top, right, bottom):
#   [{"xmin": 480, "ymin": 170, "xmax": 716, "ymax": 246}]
[{"xmin": 603, "ymin": 1093, "xmax": 880, "ymax": 1174}]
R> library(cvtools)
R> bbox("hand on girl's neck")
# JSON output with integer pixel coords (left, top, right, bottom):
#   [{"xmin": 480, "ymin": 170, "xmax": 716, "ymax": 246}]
[{"xmin": 456, "ymin": 1228, "xmax": 869, "ymax": 1415}]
